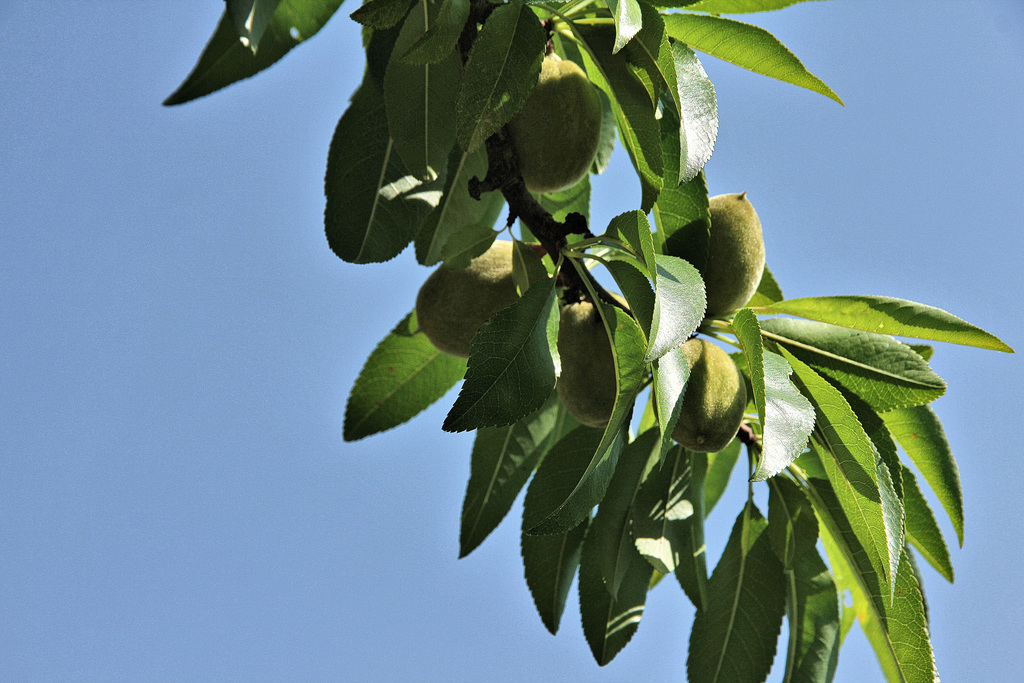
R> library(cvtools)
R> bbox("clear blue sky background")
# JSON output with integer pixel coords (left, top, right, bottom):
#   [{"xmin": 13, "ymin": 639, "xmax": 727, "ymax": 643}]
[{"xmin": 2, "ymin": 2, "xmax": 1022, "ymax": 681}]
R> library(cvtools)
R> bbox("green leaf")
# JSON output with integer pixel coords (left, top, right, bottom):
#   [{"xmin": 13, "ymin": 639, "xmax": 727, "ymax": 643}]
[
  {"xmin": 512, "ymin": 240, "xmax": 551, "ymax": 296},
  {"xmin": 226, "ymin": 0, "xmax": 282, "ymax": 52},
  {"xmin": 443, "ymin": 277, "xmax": 558, "ymax": 431},
  {"xmin": 756, "ymin": 295, "xmax": 1013, "ymax": 353},
  {"xmin": 605, "ymin": 260, "xmax": 656, "ymax": 339},
  {"xmin": 767, "ymin": 478, "xmax": 841, "ymax": 683},
  {"xmin": 579, "ymin": 525, "xmax": 654, "ymax": 665},
  {"xmin": 574, "ymin": 23, "xmax": 664, "ymax": 211},
  {"xmin": 324, "ymin": 77, "xmax": 442, "ymax": 263},
  {"xmin": 901, "ymin": 466, "xmax": 954, "ymax": 583},
  {"xmin": 704, "ymin": 438, "xmax": 740, "ymax": 516},
  {"xmin": 459, "ymin": 395, "xmax": 578, "ymax": 557},
  {"xmin": 815, "ymin": 501, "xmax": 938, "ymax": 683},
  {"xmin": 415, "ymin": 147, "xmax": 504, "ymax": 266},
  {"xmin": 881, "ymin": 405, "xmax": 963, "ymax": 546},
  {"xmin": 351, "ymin": 0, "xmax": 415, "ymax": 29},
  {"xmin": 589, "ymin": 88, "xmax": 617, "ymax": 175},
  {"xmin": 607, "ymin": 0, "xmax": 643, "ymax": 53},
  {"xmin": 654, "ymin": 166, "xmax": 710, "ymax": 270},
  {"xmin": 586, "ymin": 429, "xmax": 661, "ymax": 599},
  {"xmin": 662, "ymin": 13, "xmax": 842, "ymax": 105},
  {"xmin": 456, "ymin": 0, "xmax": 545, "ymax": 151},
  {"xmin": 522, "ymin": 513, "xmax": 589, "ymax": 634},
  {"xmin": 631, "ymin": 447, "xmax": 697, "ymax": 573},
  {"xmin": 745, "ymin": 264, "xmax": 783, "ymax": 307},
  {"xmin": 653, "ymin": 343, "xmax": 690, "ymax": 455},
  {"xmin": 645, "ymin": 254, "xmax": 706, "ymax": 362},
  {"xmin": 384, "ymin": 0, "xmax": 462, "ymax": 178},
  {"xmin": 761, "ymin": 318, "xmax": 946, "ymax": 413},
  {"xmin": 343, "ymin": 311, "xmax": 466, "ymax": 441},
  {"xmin": 679, "ymin": 0, "xmax": 824, "ymax": 12},
  {"xmin": 672, "ymin": 449, "xmax": 709, "ymax": 610},
  {"xmin": 165, "ymin": 0, "xmax": 345, "ymax": 105},
  {"xmin": 687, "ymin": 502, "xmax": 786, "ymax": 683},
  {"xmin": 666, "ymin": 41, "xmax": 718, "ymax": 183},
  {"xmin": 400, "ymin": 0, "xmax": 469, "ymax": 64},
  {"xmin": 604, "ymin": 210, "xmax": 657, "ymax": 277},
  {"xmin": 522, "ymin": 424, "xmax": 626, "ymax": 535},
  {"xmin": 782, "ymin": 349, "xmax": 896, "ymax": 597},
  {"xmin": 733, "ymin": 310, "xmax": 814, "ymax": 481}
]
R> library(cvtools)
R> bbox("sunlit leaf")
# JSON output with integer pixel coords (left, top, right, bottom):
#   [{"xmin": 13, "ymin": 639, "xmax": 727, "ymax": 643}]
[
  {"xmin": 901, "ymin": 466, "xmax": 954, "ymax": 583},
  {"xmin": 756, "ymin": 295, "xmax": 1013, "ymax": 353},
  {"xmin": 663, "ymin": 13, "xmax": 842, "ymax": 104}
]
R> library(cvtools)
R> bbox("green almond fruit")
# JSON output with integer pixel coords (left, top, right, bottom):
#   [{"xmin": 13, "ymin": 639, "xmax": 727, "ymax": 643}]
[
  {"xmin": 509, "ymin": 53, "xmax": 603, "ymax": 194},
  {"xmin": 555, "ymin": 299, "xmax": 617, "ymax": 428},
  {"xmin": 704, "ymin": 193, "xmax": 766, "ymax": 318},
  {"xmin": 415, "ymin": 240, "xmax": 519, "ymax": 358},
  {"xmin": 672, "ymin": 338, "xmax": 747, "ymax": 453}
]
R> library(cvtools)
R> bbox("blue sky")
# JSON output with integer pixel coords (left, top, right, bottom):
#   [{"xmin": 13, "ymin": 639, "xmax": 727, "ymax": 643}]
[{"xmin": 2, "ymin": 2, "xmax": 1022, "ymax": 681}]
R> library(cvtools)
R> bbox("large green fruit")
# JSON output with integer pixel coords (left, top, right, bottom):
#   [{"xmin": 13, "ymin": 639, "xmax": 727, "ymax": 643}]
[
  {"xmin": 415, "ymin": 240, "xmax": 519, "ymax": 358},
  {"xmin": 509, "ymin": 54, "xmax": 603, "ymax": 194},
  {"xmin": 555, "ymin": 299, "xmax": 617, "ymax": 428},
  {"xmin": 703, "ymin": 193, "xmax": 766, "ymax": 318},
  {"xmin": 671, "ymin": 339, "xmax": 747, "ymax": 453}
]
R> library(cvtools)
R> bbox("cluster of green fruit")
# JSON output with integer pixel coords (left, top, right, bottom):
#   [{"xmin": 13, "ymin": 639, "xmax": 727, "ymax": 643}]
[
  {"xmin": 416, "ymin": 191, "xmax": 765, "ymax": 452},
  {"xmin": 415, "ymin": 51, "xmax": 765, "ymax": 452}
]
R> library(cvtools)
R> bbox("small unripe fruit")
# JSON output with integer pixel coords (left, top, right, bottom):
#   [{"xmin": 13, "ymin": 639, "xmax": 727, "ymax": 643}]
[
  {"xmin": 509, "ymin": 54, "xmax": 603, "ymax": 194},
  {"xmin": 671, "ymin": 339, "xmax": 747, "ymax": 453},
  {"xmin": 556, "ymin": 300, "xmax": 617, "ymax": 428},
  {"xmin": 415, "ymin": 240, "xmax": 519, "ymax": 358},
  {"xmin": 703, "ymin": 193, "xmax": 766, "ymax": 318}
]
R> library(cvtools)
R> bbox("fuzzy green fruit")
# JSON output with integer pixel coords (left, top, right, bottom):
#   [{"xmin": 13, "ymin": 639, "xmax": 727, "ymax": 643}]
[
  {"xmin": 671, "ymin": 339, "xmax": 747, "ymax": 453},
  {"xmin": 509, "ymin": 54, "xmax": 603, "ymax": 194},
  {"xmin": 703, "ymin": 193, "xmax": 766, "ymax": 318},
  {"xmin": 415, "ymin": 240, "xmax": 519, "ymax": 358},
  {"xmin": 555, "ymin": 299, "xmax": 617, "ymax": 428}
]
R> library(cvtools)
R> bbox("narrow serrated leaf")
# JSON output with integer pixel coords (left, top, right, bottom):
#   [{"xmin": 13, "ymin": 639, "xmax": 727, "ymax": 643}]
[
  {"xmin": 351, "ymin": 0, "xmax": 415, "ymax": 29},
  {"xmin": 882, "ymin": 404, "xmax": 963, "ymax": 546},
  {"xmin": 761, "ymin": 318, "xmax": 946, "ymax": 413},
  {"xmin": 653, "ymin": 344, "xmax": 690, "ymax": 455},
  {"xmin": 756, "ymin": 295, "xmax": 1013, "ymax": 353},
  {"xmin": 226, "ymin": 0, "xmax": 282, "ymax": 52},
  {"xmin": 688, "ymin": 502, "xmax": 786, "ymax": 683},
  {"xmin": 460, "ymin": 395, "xmax": 577, "ymax": 557},
  {"xmin": 704, "ymin": 438, "xmax": 739, "ymax": 516},
  {"xmin": 523, "ymin": 424, "xmax": 626, "ymax": 535},
  {"xmin": 901, "ymin": 466, "xmax": 953, "ymax": 583},
  {"xmin": 443, "ymin": 277, "xmax": 558, "ymax": 431},
  {"xmin": 783, "ymin": 349, "xmax": 895, "ymax": 597},
  {"xmin": 456, "ymin": 1, "xmax": 545, "ymax": 151},
  {"xmin": 680, "ymin": 0, "xmax": 821, "ymax": 12},
  {"xmin": 165, "ymin": 0, "xmax": 345, "ymax": 105},
  {"xmin": 607, "ymin": 0, "xmax": 643, "ymax": 53},
  {"xmin": 522, "ymin": 514, "xmax": 589, "ymax": 634},
  {"xmin": 400, "ymin": 0, "xmax": 469, "ymax": 64},
  {"xmin": 343, "ymin": 311, "xmax": 467, "ymax": 441},
  {"xmin": 663, "ymin": 13, "xmax": 842, "ymax": 104},
  {"xmin": 745, "ymin": 264, "xmax": 783, "ymax": 307},
  {"xmin": 579, "ymin": 520, "xmax": 654, "ymax": 665}
]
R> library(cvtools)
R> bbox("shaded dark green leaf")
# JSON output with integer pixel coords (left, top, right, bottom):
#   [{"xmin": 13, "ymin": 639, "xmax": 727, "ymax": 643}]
[
  {"xmin": 704, "ymin": 438, "xmax": 740, "ymax": 516},
  {"xmin": 688, "ymin": 502, "xmax": 786, "ymax": 683},
  {"xmin": 901, "ymin": 465, "xmax": 954, "ymax": 583},
  {"xmin": 746, "ymin": 264, "xmax": 783, "ymax": 307},
  {"xmin": 226, "ymin": 0, "xmax": 282, "ymax": 51},
  {"xmin": 343, "ymin": 311, "xmax": 466, "ymax": 441},
  {"xmin": 324, "ymin": 77, "xmax": 441, "ymax": 263},
  {"xmin": 351, "ymin": 0, "xmax": 415, "ymax": 29},
  {"xmin": 456, "ymin": 1, "xmax": 545, "ymax": 151},
  {"xmin": 443, "ymin": 277, "xmax": 558, "ymax": 431},
  {"xmin": 460, "ymin": 395, "xmax": 578, "ymax": 557},
  {"xmin": 522, "ymin": 514, "xmax": 589, "ymax": 634},
  {"xmin": 165, "ymin": 0, "xmax": 345, "ymax": 104},
  {"xmin": 400, "ymin": 0, "xmax": 469, "ymax": 64}
]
